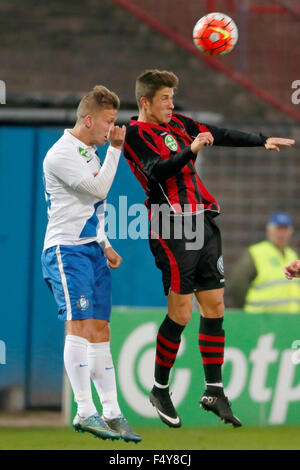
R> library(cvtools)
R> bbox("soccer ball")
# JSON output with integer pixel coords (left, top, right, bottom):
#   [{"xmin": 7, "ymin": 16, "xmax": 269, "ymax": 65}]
[{"xmin": 193, "ymin": 12, "xmax": 238, "ymax": 56}]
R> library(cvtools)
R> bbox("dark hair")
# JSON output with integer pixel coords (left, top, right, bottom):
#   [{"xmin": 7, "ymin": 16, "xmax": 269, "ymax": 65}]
[{"xmin": 135, "ymin": 69, "xmax": 179, "ymax": 108}]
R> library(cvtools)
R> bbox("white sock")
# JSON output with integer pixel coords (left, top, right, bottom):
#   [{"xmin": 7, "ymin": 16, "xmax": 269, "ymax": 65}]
[
  {"xmin": 87, "ymin": 341, "xmax": 121, "ymax": 420},
  {"xmin": 64, "ymin": 335, "xmax": 97, "ymax": 418},
  {"xmin": 154, "ymin": 381, "xmax": 169, "ymax": 389}
]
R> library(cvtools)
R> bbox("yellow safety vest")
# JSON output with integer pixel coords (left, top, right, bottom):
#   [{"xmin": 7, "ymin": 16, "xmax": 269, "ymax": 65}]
[{"xmin": 244, "ymin": 240, "xmax": 300, "ymax": 313}]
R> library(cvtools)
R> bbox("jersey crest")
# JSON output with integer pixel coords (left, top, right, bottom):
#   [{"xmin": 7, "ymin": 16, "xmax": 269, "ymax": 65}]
[{"xmin": 164, "ymin": 135, "xmax": 178, "ymax": 152}]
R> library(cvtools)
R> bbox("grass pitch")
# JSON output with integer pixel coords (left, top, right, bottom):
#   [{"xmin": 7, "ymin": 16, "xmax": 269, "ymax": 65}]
[{"xmin": 0, "ymin": 425, "xmax": 299, "ymax": 450}]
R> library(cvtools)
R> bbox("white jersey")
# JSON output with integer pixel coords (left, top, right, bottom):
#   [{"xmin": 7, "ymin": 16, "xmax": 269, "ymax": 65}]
[{"xmin": 43, "ymin": 129, "xmax": 120, "ymax": 251}]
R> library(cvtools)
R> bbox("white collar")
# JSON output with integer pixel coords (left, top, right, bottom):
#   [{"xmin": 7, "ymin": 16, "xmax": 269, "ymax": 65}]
[{"xmin": 64, "ymin": 129, "xmax": 97, "ymax": 152}]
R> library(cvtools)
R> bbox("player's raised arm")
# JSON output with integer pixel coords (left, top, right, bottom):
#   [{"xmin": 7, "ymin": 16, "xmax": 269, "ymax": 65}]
[
  {"xmin": 198, "ymin": 124, "xmax": 295, "ymax": 151},
  {"xmin": 75, "ymin": 145, "xmax": 122, "ymax": 200},
  {"xmin": 171, "ymin": 114, "xmax": 269, "ymax": 148},
  {"xmin": 75, "ymin": 125, "xmax": 125, "ymax": 200}
]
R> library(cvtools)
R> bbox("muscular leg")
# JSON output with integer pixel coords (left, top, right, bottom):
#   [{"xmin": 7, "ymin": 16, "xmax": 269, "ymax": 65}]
[
  {"xmin": 167, "ymin": 291, "xmax": 194, "ymax": 325},
  {"xmin": 195, "ymin": 288, "xmax": 225, "ymax": 319}
]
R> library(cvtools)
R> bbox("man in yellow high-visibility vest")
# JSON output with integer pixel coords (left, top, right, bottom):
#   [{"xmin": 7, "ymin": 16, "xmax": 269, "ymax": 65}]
[{"xmin": 230, "ymin": 213, "xmax": 300, "ymax": 313}]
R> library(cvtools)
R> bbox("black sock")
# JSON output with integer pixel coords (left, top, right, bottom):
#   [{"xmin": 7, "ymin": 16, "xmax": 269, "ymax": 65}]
[
  {"xmin": 154, "ymin": 315, "xmax": 185, "ymax": 387},
  {"xmin": 198, "ymin": 316, "xmax": 225, "ymax": 387}
]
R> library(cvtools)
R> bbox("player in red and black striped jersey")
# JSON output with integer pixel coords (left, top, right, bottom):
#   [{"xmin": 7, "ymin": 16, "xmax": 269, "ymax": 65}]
[
  {"xmin": 123, "ymin": 69, "xmax": 295, "ymax": 428},
  {"xmin": 125, "ymin": 112, "xmax": 271, "ymax": 215}
]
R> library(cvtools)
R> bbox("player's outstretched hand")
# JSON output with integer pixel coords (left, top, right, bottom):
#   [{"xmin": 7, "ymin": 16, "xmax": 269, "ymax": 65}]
[
  {"xmin": 191, "ymin": 132, "xmax": 214, "ymax": 154},
  {"xmin": 284, "ymin": 260, "xmax": 300, "ymax": 280},
  {"xmin": 105, "ymin": 246, "xmax": 123, "ymax": 269},
  {"xmin": 265, "ymin": 137, "xmax": 295, "ymax": 152},
  {"xmin": 109, "ymin": 125, "xmax": 126, "ymax": 150}
]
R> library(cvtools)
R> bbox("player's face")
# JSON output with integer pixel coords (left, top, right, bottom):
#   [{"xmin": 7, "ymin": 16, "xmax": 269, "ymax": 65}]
[
  {"xmin": 145, "ymin": 87, "xmax": 174, "ymax": 125},
  {"xmin": 89, "ymin": 108, "xmax": 118, "ymax": 146}
]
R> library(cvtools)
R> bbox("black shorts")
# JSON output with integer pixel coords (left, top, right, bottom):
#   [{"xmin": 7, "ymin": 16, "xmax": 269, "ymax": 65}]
[{"xmin": 149, "ymin": 211, "xmax": 225, "ymax": 296}]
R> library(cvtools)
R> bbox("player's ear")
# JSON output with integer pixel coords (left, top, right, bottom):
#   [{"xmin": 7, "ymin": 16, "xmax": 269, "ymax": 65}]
[
  {"xmin": 140, "ymin": 96, "xmax": 149, "ymax": 111},
  {"xmin": 84, "ymin": 114, "xmax": 92, "ymax": 129}
]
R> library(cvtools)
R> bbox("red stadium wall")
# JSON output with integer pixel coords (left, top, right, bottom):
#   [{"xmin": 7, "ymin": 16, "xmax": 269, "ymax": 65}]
[{"xmin": 111, "ymin": 0, "xmax": 300, "ymax": 122}]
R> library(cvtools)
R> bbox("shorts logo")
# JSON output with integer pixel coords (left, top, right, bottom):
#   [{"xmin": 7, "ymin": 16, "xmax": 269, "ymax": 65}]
[
  {"xmin": 165, "ymin": 135, "xmax": 178, "ymax": 152},
  {"xmin": 76, "ymin": 296, "xmax": 89, "ymax": 311},
  {"xmin": 217, "ymin": 256, "xmax": 224, "ymax": 275}
]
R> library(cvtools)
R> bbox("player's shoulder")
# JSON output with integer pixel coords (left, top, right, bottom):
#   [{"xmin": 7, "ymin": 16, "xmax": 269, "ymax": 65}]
[
  {"xmin": 47, "ymin": 133, "xmax": 75, "ymax": 158},
  {"xmin": 125, "ymin": 122, "xmax": 140, "ymax": 139},
  {"xmin": 44, "ymin": 134, "xmax": 76, "ymax": 169},
  {"xmin": 171, "ymin": 112, "xmax": 193, "ymax": 126}
]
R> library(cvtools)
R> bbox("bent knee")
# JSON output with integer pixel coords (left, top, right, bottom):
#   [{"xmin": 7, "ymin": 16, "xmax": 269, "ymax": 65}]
[
  {"xmin": 66, "ymin": 319, "xmax": 110, "ymax": 342},
  {"xmin": 169, "ymin": 309, "xmax": 192, "ymax": 326},
  {"xmin": 168, "ymin": 292, "xmax": 193, "ymax": 326},
  {"xmin": 201, "ymin": 300, "xmax": 225, "ymax": 318},
  {"xmin": 89, "ymin": 320, "xmax": 110, "ymax": 342}
]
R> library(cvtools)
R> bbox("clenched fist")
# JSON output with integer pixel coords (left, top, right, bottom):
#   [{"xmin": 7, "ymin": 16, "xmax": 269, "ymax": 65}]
[
  {"xmin": 191, "ymin": 132, "xmax": 214, "ymax": 155},
  {"xmin": 105, "ymin": 246, "xmax": 123, "ymax": 269},
  {"xmin": 109, "ymin": 125, "xmax": 126, "ymax": 150}
]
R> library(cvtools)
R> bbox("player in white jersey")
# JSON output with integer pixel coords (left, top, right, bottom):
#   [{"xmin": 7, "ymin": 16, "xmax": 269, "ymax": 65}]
[{"xmin": 42, "ymin": 85, "xmax": 141, "ymax": 443}]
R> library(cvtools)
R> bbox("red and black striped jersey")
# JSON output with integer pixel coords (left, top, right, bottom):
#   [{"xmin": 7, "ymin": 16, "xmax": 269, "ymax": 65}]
[{"xmin": 123, "ymin": 112, "xmax": 266, "ymax": 215}]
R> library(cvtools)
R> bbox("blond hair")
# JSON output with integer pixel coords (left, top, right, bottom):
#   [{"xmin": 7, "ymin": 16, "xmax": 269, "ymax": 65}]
[
  {"xmin": 135, "ymin": 69, "xmax": 179, "ymax": 109},
  {"xmin": 76, "ymin": 85, "xmax": 120, "ymax": 122}
]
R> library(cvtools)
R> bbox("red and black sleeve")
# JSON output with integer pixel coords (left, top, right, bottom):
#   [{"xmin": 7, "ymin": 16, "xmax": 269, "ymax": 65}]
[
  {"xmin": 204, "ymin": 123, "xmax": 268, "ymax": 147},
  {"xmin": 173, "ymin": 113, "xmax": 268, "ymax": 147}
]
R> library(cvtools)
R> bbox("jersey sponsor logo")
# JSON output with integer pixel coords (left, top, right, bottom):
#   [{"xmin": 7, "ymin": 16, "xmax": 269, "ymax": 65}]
[
  {"xmin": 217, "ymin": 256, "xmax": 224, "ymax": 275},
  {"xmin": 76, "ymin": 295, "xmax": 89, "ymax": 311},
  {"xmin": 164, "ymin": 135, "xmax": 178, "ymax": 152}
]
